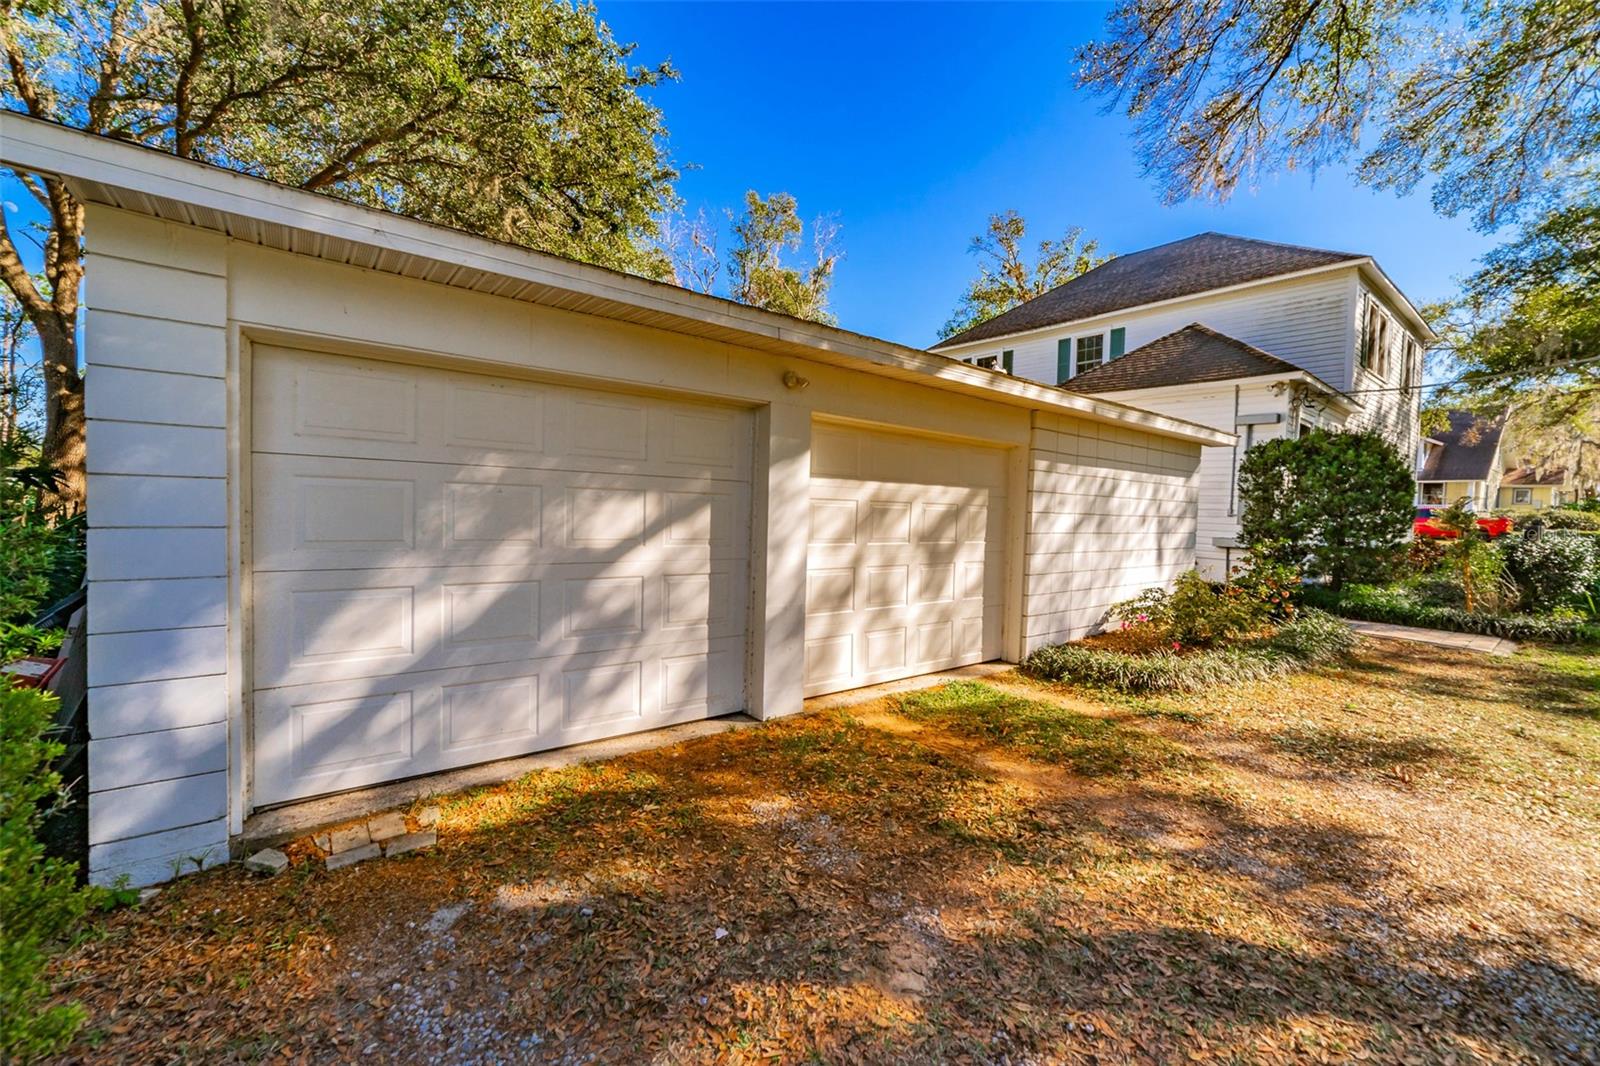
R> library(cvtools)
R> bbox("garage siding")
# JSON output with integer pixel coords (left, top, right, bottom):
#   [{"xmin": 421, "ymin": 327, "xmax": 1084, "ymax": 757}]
[
  {"xmin": 1022, "ymin": 413, "xmax": 1202, "ymax": 651},
  {"xmin": 83, "ymin": 214, "xmax": 233, "ymax": 886}
]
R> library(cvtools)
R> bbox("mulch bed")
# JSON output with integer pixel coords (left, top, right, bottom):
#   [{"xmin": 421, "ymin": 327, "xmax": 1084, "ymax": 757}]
[{"xmin": 45, "ymin": 639, "xmax": 1600, "ymax": 1064}]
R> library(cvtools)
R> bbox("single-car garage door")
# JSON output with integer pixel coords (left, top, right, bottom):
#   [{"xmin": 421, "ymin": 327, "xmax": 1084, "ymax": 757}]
[
  {"xmin": 804, "ymin": 421, "xmax": 1008, "ymax": 696},
  {"xmin": 249, "ymin": 346, "xmax": 751, "ymax": 806}
]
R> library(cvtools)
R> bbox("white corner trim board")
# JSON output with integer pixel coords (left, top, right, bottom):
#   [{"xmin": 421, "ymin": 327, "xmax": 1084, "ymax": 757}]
[{"xmin": 3, "ymin": 113, "xmax": 1229, "ymax": 887}]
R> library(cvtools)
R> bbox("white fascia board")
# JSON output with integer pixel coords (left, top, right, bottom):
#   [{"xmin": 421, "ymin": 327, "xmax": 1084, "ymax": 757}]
[
  {"xmin": 0, "ymin": 112, "xmax": 1233, "ymax": 448},
  {"xmin": 930, "ymin": 261, "xmax": 1370, "ymax": 354}
]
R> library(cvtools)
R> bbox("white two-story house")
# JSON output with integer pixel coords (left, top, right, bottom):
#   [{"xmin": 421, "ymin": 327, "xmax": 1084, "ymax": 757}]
[{"xmin": 933, "ymin": 233, "xmax": 1435, "ymax": 577}]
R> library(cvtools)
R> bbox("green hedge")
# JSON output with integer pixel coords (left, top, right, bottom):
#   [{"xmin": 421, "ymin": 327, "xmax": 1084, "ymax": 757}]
[
  {"xmin": 1020, "ymin": 609, "xmax": 1356, "ymax": 694},
  {"xmin": 1303, "ymin": 585, "xmax": 1600, "ymax": 644},
  {"xmin": 1, "ymin": 683, "xmax": 93, "ymax": 1062}
]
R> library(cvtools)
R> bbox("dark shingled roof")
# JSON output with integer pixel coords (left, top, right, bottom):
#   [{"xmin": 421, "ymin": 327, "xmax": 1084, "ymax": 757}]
[
  {"xmin": 1417, "ymin": 410, "xmax": 1507, "ymax": 482},
  {"xmin": 1060, "ymin": 323, "xmax": 1312, "ymax": 394},
  {"xmin": 933, "ymin": 232, "xmax": 1364, "ymax": 349}
]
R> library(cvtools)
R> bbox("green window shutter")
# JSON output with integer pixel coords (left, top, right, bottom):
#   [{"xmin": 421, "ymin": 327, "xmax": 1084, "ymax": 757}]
[
  {"xmin": 1002, "ymin": 349, "xmax": 1014, "ymax": 374},
  {"xmin": 1056, "ymin": 338, "xmax": 1072, "ymax": 382},
  {"xmin": 1109, "ymin": 327, "xmax": 1125, "ymax": 359}
]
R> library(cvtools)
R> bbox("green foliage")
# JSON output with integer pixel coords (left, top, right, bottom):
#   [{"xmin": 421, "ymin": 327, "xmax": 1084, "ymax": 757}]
[
  {"xmin": 1504, "ymin": 531, "xmax": 1600, "ymax": 613},
  {"xmin": 1497, "ymin": 507, "xmax": 1600, "ymax": 532},
  {"xmin": 939, "ymin": 212, "xmax": 1112, "ymax": 339},
  {"xmin": 1022, "ymin": 610, "xmax": 1356, "ymax": 695},
  {"xmin": 8, "ymin": 0, "xmax": 681, "ymax": 275},
  {"xmin": 1231, "ymin": 549, "xmax": 1302, "ymax": 622},
  {"xmin": 1, "ymin": 683, "xmax": 92, "ymax": 1062},
  {"xmin": 1, "ymin": 438, "xmax": 83, "ymax": 627},
  {"xmin": 893, "ymin": 681, "xmax": 1188, "ymax": 777},
  {"xmin": 1078, "ymin": 0, "xmax": 1598, "ymax": 230},
  {"xmin": 1428, "ymin": 200, "xmax": 1600, "ymax": 487},
  {"xmin": 1237, "ymin": 429, "xmax": 1416, "ymax": 590},
  {"xmin": 726, "ymin": 192, "xmax": 839, "ymax": 324},
  {"xmin": 0, "ymin": 625, "xmax": 64, "ymax": 664},
  {"xmin": 1304, "ymin": 585, "xmax": 1600, "ymax": 644},
  {"xmin": 1109, "ymin": 570, "xmax": 1271, "ymax": 646}
]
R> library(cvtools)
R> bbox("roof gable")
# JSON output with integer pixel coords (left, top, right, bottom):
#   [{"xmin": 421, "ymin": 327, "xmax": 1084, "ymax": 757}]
[
  {"xmin": 1417, "ymin": 410, "xmax": 1507, "ymax": 482},
  {"xmin": 933, "ymin": 232, "xmax": 1364, "ymax": 348},
  {"xmin": 1060, "ymin": 323, "xmax": 1315, "ymax": 394}
]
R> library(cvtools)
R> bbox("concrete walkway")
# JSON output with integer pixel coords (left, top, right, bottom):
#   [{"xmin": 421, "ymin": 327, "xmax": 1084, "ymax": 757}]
[{"xmin": 1346, "ymin": 619, "xmax": 1519, "ymax": 657}]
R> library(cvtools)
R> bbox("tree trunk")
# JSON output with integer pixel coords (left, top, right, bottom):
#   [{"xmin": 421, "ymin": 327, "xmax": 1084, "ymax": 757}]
[{"xmin": 38, "ymin": 320, "xmax": 85, "ymax": 512}]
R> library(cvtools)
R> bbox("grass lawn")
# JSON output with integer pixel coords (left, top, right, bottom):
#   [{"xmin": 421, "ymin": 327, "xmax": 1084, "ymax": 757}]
[{"xmin": 48, "ymin": 638, "xmax": 1600, "ymax": 1063}]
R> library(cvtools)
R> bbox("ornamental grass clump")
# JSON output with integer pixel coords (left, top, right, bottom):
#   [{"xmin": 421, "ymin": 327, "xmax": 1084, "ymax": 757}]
[{"xmin": 1022, "ymin": 610, "xmax": 1355, "ymax": 694}]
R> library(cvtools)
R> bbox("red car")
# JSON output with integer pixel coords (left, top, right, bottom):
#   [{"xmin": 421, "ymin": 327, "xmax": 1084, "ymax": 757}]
[{"xmin": 1414, "ymin": 506, "xmax": 1513, "ymax": 540}]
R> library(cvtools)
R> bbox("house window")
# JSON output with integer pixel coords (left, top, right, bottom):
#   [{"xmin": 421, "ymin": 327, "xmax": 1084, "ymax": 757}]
[
  {"xmin": 1403, "ymin": 337, "xmax": 1420, "ymax": 397},
  {"xmin": 1075, "ymin": 334, "xmax": 1104, "ymax": 375},
  {"xmin": 1512, "ymin": 488, "xmax": 1532, "ymax": 505},
  {"xmin": 1421, "ymin": 482, "xmax": 1445, "ymax": 504}
]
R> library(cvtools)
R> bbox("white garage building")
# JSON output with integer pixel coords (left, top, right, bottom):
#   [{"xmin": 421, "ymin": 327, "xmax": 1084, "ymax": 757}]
[{"xmin": 1, "ymin": 115, "xmax": 1230, "ymax": 886}]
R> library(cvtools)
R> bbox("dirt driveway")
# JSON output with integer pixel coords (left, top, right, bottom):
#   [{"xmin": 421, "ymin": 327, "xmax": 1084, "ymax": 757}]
[{"xmin": 50, "ymin": 638, "xmax": 1600, "ymax": 1063}]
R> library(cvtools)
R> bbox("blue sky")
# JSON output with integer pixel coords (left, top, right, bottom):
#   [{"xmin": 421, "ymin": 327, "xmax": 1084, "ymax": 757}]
[{"xmin": 602, "ymin": 0, "xmax": 1499, "ymax": 347}]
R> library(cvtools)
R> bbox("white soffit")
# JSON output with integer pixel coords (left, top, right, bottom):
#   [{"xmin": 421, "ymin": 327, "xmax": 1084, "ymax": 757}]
[{"xmin": 0, "ymin": 112, "xmax": 1232, "ymax": 447}]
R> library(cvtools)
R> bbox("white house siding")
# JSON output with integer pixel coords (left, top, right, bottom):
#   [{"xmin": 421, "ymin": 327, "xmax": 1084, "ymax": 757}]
[
  {"xmin": 955, "ymin": 272, "xmax": 1355, "ymax": 391},
  {"xmin": 1088, "ymin": 381, "xmax": 1287, "ymax": 579},
  {"xmin": 83, "ymin": 211, "xmax": 233, "ymax": 887},
  {"xmin": 79, "ymin": 204, "xmax": 1215, "ymax": 886},
  {"xmin": 1022, "ymin": 413, "xmax": 1202, "ymax": 649},
  {"xmin": 1346, "ymin": 281, "xmax": 1422, "ymax": 466}
]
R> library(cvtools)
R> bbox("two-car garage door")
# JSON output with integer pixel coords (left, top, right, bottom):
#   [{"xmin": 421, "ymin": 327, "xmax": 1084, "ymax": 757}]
[{"xmin": 249, "ymin": 347, "xmax": 751, "ymax": 805}]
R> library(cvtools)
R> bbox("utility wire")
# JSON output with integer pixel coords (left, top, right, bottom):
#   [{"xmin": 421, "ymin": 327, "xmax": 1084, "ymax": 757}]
[{"xmin": 1334, "ymin": 353, "xmax": 1600, "ymax": 397}]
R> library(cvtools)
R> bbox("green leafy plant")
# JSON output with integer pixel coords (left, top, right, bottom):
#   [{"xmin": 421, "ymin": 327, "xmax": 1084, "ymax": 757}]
[
  {"xmin": 1108, "ymin": 570, "xmax": 1272, "ymax": 647},
  {"xmin": 1304, "ymin": 585, "xmax": 1600, "ymax": 644},
  {"xmin": 1231, "ymin": 548, "xmax": 1301, "ymax": 621},
  {"xmin": 1023, "ymin": 610, "xmax": 1356, "ymax": 694},
  {"xmin": 1237, "ymin": 429, "xmax": 1415, "ymax": 591},
  {"xmin": 1504, "ymin": 531, "xmax": 1600, "ymax": 613},
  {"xmin": 0, "ymin": 625, "xmax": 65, "ymax": 664},
  {"xmin": 1, "ymin": 683, "xmax": 94, "ymax": 1062}
]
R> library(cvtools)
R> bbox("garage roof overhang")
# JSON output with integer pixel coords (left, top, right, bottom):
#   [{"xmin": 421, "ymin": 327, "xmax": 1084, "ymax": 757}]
[{"xmin": 1, "ymin": 113, "xmax": 1232, "ymax": 448}]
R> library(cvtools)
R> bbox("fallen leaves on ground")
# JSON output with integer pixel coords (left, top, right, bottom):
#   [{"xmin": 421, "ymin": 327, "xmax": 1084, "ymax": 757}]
[{"xmin": 47, "ymin": 639, "xmax": 1600, "ymax": 1064}]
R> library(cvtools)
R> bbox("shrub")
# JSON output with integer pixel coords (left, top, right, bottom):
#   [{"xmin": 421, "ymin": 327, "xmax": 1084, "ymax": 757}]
[
  {"xmin": 1237, "ymin": 428, "xmax": 1415, "ymax": 590},
  {"xmin": 1108, "ymin": 570, "xmax": 1271, "ymax": 646},
  {"xmin": 1022, "ymin": 610, "xmax": 1355, "ymax": 694},
  {"xmin": 1, "ymin": 683, "xmax": 93, "ymax": 1061},
  {"xmin": 1304, "ymin": 584, "xmax": 1600, "ymax": 644},
  {"xmin": 1504, "ymin": 531, "xmax": 1599, "ymax": 612},
  {"xmin": 1496, "ymin": 507, "xmax": 1600, "ymax": 532},
  {"xmin": 1230, "ymin": 550, "xmax": 1301, "ymax": 621}
]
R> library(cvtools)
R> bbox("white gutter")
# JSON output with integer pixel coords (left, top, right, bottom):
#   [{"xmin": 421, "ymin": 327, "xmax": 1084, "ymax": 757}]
[{"xmin": 0, "ymin": 112, "xmax": 1234, "ymax": 448}]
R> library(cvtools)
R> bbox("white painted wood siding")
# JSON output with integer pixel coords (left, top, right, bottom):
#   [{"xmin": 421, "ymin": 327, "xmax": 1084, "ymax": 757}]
[
  {"xmin": 957, "ymin": 272, "xmax": 1357, "ymax": 391},
  {"xmin": 1346, "ymin": 282, "xmax": 1423, "ymax": 464},
  {"xmin": 1022, "ymin": 414, "xmax": 1202, "ymax": 649},
  {"xmin": 84, "ymin": 212, "xmax": 232, "ymax": 887}
]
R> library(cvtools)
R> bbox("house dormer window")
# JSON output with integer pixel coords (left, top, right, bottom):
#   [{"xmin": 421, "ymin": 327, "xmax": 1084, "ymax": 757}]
[
  {"xmin": 962, "ymin": 349, "xmax": 1013, "ymax": 374},
  {"xmin": 1361, "ymin": 297, "xmax": 1394, "ymax": 378},
  {"xmin": 1075, "ymin": 334, "xmax": 1104, "ymax": 375}
]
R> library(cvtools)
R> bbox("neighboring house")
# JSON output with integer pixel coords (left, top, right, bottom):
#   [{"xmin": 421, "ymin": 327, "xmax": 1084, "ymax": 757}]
[
  {"xmin": 1496, "ymin": 467, "xmax": 1576, "ymax": 509},
  {"xmin": 1415, "ymin": 410, "xmax": 1506, "ymax": 510},
  {"xmin": 933, "ymin": 233, "xmax": 1435, "ymax": 577},
  {"xmin": 1, "ymin": 114, "xmax": 1232, "ymax": 887}
]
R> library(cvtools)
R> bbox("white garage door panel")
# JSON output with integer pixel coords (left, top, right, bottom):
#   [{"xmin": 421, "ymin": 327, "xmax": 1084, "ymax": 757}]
[
  {"xmin": 251, "ymin": 563, "xmax": 746, "ymax": 687},
  {"xmin": 250, "ymin": 346, "xmax": 752, "ymax": 806},
  {"xmin": 251, "ymin": 637, "xmax": 744, "ymax": 802},
  {"xmin": 251, "ymin": 455, "xmax": 748, "ymax": 572},
  {"xmin": 804, "ymin": 423, "xmax": 1008, "ymax": 697},
  {"xmin": 252, "ymin": 348, "xmax": 750, "ymax": 480}
]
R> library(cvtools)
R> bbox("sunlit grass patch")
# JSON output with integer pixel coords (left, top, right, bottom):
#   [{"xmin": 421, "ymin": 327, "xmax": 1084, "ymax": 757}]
[{"xmin": 893, "ymin": 681, "xmax": 1193, "ymax": 777}]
